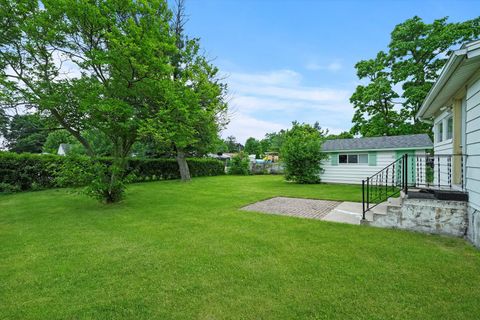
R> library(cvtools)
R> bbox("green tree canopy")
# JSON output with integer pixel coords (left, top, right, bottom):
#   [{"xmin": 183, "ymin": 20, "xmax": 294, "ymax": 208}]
[
  {"xmin": 224, "ymin": 136, "xmax": 243, "ymax": 153},
  {"xmin": 326, "ymin": 131, "xmax": 354, "ymax": 140},
  {"xmin": 0, "ymin": 0, "xmax": 227, "ymax": 202},
  {"xmin": 281, "ymin": 122, "xmax": 328, "ymax": 184},
  {"xmin": 244, "ymin": 137, "xmax": 262, "ymax": 158},
  {"xmin": 139, "ymin": 0, "xmax": 228, "ymax": 181},
  {"xmin": 42, "ymin": 129, "xmax": 77, "ymax": 154},
  {"xmin": 1, "ymin": 114, "xmax": 49, "ymax": 153},
  {"xmin": 351, "ymin": 16, "xmax": 480, "ymax": 137}
]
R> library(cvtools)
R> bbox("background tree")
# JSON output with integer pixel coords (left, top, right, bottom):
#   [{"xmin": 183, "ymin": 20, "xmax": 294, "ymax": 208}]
[
  {"xmin": 351, "ymin": 16, "xmax": 480, "ymax": 137},
  {"xmin": 141, "ymin": 0, "xmax": 228, "ymax": 181},
  {"xmin": 281, "ymin": 122, "xmax": 328, "ymax": 184},
  {"xmin": 326, "ymin": 131, "xmax": 354, "ymax": 140},
  {"xmin": 1, "ymin": 114, "xmax": 49, "ymax": 153},
  {"xmin": 260, "ymin": 130, "xmax": 286, "ymax": 153},
  {"xmin": 0, "ymin": 0, "xmax": 178, "ymax": 202},
  {"xmin": 42, "ymin": 128, "xmax": 113, "ymax": 156},
  {"xmin": 244, "ymin": 137, "xmax": 262, "ymax": 158},
  {"xmin": 42, "ymin": 129, "xmax": 77, "ymax": 154},
  {"xmin": 228, "ymin": 151, "xmax": 250, "ymax": 175},
  {"xmin": 350, "ymin": 51, "xmax": 402, "ymax": 137},
  {"xmin": 225, "ymin": 135, "xmax": 243, "ymax": 152},
  {"xmin": 390, "ymin": 16, "xmax": 480, "ymax": 122},
  {"xmin": 212, "ymin": 136, "xmax": 229, "ymax": 154}
]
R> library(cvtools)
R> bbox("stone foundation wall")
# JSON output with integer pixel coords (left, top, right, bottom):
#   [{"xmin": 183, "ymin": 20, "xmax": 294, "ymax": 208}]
[
  {"xmin": 369, "ymin": 198, "xmax": 468, "ymax": 237},
  {"xmin": 467, "ymin": 206, "xmax": 480, "ymax": 248}
]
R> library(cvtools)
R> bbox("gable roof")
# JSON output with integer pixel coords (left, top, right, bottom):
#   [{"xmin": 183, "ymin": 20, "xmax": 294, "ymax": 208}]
[
  {"xmin": 322, "ymin": 134, "xmax": 433, "ymax": 152},
  {"xmin": 417, "ymin": 40, "xmax": 480, "ymax": 119}
]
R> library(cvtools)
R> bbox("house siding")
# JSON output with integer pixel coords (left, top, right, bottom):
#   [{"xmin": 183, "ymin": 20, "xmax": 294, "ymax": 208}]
[
  {"xmin": 433, "ymin": 110, "xmax": 454, "ymax": 187},
  {"xmin": 466, "ymin": 76, "xmax": 480, "ymax": 212},
  {"xmin": 466, "ymin": 76, "xmax": 480, "ymax": 247},
  {"xmin": 320, "ymin": 151, "xmax": 419, "ymax": 184}
]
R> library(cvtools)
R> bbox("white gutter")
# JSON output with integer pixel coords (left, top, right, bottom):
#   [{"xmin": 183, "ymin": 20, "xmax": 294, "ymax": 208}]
[{"xmin": 416, "ymin": 49, "xmax": 467, "ymax": 120}]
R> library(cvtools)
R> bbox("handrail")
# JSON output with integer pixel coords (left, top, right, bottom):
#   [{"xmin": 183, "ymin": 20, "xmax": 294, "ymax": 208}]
[
  {"xmin": 362, "ymin": 154, "xmax": 406, "ymax": 220},
  {"xmin": 366, "ymin": 155, "xmax": 404, "ymax": 180},
  {"xmin": 362, "ymin": 153, "xmax": 469, "ymax": 220}
]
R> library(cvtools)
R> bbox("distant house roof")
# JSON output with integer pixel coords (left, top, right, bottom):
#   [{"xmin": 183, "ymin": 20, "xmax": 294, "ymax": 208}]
[
  {"xmin": 322, "ymin": 134, "xmax": 433, "ymax": 152},
  {"xmin": 57, "ymin": 143, "xmax": 72, "ymax": 156}
]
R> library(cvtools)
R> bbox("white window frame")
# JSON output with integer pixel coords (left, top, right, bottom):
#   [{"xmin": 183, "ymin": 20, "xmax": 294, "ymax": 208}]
[
  {"xmin": 434, "ymin": 110, "xmax": 453, "ymax": 144},
  {"xmin": 338, "ymin": 153, "xmax": 369, "ymax": 165},
  {"xmin": 435, "ymin": 121, "xmax": 444, "ymax": 143},
  {"xmin": 446, "ymin": 115, "xmax": 453, "ymax": 140}
]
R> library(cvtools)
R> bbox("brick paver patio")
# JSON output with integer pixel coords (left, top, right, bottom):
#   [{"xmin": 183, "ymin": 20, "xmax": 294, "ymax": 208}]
[{"xmin": 241, "ymin": 197, "xmax": 341, "ymax": 220}]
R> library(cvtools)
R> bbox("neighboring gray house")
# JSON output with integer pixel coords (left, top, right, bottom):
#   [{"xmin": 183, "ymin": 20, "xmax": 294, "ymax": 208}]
[
  {"xmin": 321, "ymin": 134, "xmax": 433, "ymax": 184},
  {"xmin": 416, "ymin": 40, "xmax": 480, "ymax": 247}
]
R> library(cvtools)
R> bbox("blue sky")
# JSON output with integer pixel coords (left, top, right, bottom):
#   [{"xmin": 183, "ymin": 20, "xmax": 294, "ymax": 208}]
[{"xmin": 181, "ymin": 0, "xmax": 480, "ymax": 143}]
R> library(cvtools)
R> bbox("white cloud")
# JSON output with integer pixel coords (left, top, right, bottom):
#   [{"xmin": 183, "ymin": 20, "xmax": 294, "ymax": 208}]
[
  {"xmin": 229, "ymin": 69, "xmax": 302, "ymax": 86},
  {"xmin": 305, "ymin": 60, "xmax": 343, "ymax": 72},
  {"xmin": 222, "ymin": 69, "xmax": 354, "ymax": 143},
  {"xmin": 228, "ymin": 69, "xmax": 350, "ymax": 105},
  {"xmin": 223, "ymin": 113, "xmax": 285, "ymax": 143}
]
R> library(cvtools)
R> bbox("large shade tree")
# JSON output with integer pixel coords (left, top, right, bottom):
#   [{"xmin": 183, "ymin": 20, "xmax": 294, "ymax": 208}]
[
  {"xmin": 351, "ymin": 16, "xmax": 480, "ymax": 137},
  {"xmin": 0, "ymin": 0, "xmax": 227, "ymax": 201},
  {"xmin": 140, "ymin": 0, "xmax": 228, "ymax": 181}
]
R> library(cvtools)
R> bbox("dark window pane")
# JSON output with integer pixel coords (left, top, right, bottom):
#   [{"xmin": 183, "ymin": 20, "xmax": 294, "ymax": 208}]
[
  {"xmin": 348, "ymin": 154, "xmax": 358, "ymax": 163},
  {"xmin": 339, "ymin": 154, "xmax": 347, "ymax": 163},
  {"xmin": 437, "ymin": 122, "xmax": 443, "ymax": 143}
]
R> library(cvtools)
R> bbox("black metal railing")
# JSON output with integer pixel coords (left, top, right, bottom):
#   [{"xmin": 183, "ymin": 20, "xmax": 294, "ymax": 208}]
[
  {"xmin": 411, "ymin": 154, "xmax": 466, "ymax": 190},
  {"xmin": 361, "ymin": 153, "xmax": 467, "ymax": 220},
  {"xmin": 362, "ymin": 154, "xmax": 407, "ymax": 219}
]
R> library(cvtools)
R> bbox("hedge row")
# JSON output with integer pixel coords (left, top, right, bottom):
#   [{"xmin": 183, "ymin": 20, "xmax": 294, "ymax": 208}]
[{"xmin": 0, "ymin": 152, "xmax": 225, "ymax": 192}]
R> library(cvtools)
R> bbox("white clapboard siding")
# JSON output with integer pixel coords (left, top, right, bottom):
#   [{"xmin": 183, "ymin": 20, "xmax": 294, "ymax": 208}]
[
  {"xmin": 414, "ymin": 150, "xmax": 429, "ymax": 185},
  {"xmin": 320, "ymin": 151, "xmax": 397, "ymax": 184},
  {"xmin": 433, "ymin": 139, "xmax": 454, "ymax": 187},
  {"xmin": 466, "ymin": 77, "xmax": 480, "ymax": 211}
]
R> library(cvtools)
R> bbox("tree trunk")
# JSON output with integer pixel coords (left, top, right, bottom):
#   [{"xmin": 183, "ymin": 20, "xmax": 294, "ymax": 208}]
[
  {"xmin": 176, "ymin": 149, "xmax": 191, "ymax": 181},
  {"xmin": 50, "ymin": 108, "xmax": 96, "ymax": 157}
]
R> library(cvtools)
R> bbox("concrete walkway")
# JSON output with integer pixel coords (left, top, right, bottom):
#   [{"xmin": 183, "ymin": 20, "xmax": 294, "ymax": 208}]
[
  {"xmin": 241, "ymin": 197, "xmax": 364, "ymax": 225},
  {"xmin": 322, "ymin": 201, "xmax": 364, "ymax": 224}
]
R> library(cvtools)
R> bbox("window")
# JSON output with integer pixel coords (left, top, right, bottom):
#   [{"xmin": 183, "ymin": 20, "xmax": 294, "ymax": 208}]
[
  {"xmin": 359, "ymin": 154, "xmax": 369, "ymax": 164},
  {"xmin": 436, "ymin": 122, "xmax": 443, "ymax": 143},
  {"xmin": 446, "ymin": 116, "xmax": 453, "ymax": 140},
  {"xmin": 339, "ymin": 153, "xmax": 368, "ymax": 164}
]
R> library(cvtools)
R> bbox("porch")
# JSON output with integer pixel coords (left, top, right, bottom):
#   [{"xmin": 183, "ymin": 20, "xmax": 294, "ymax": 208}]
[{"xmin": 361, "ymin": 154, "xmax": 470, "ymax": 237}]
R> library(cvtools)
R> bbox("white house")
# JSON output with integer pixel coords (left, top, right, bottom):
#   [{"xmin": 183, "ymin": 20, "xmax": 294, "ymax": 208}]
[
  {"xmin": 321, "ymin": 134, "xmax": 433, "ymax": 184},
  {"xmin": 417, "ymin": 40, "xmax": 480, "ymax": 247}
]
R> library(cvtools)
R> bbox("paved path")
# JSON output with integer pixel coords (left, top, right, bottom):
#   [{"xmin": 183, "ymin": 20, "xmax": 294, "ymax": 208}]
[{"xmin": 241, "ymin": 197, "xmax": 364, "ymax": 224}]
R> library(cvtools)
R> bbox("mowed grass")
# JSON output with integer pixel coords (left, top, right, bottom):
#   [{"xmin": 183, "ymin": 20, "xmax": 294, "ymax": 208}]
[{"xmin": 1, "ymin": 175, "xmax": 479, "ymax": 319}]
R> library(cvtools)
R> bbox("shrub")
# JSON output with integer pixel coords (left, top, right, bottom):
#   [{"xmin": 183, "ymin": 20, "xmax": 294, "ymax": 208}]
[
  {"xmin": 0, "ymin": 152, "xmax": 225, "ymax": 193},
  {"xmin": 0, "ymin": 152, "xmax": 65, "ymax": 191},
  {"xmin": 281, "ymin": 122, "xmax": 328, "ymax": 184},
  {"xmin": 228, "ymin": 152, "xmax": 250, "ymax": 175},
  {"xmin": 56, "ymin": 156, "xmax": 133, "ymax": 203},
  {"xmin": 0, "ymin": 182, "xmax": 21, "ymax": 194}
]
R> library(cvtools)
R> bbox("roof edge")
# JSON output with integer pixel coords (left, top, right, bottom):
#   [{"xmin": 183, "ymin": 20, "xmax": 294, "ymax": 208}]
[
  {"xmin": 416, "ymin": 49, "xmax": 467, "ymax": 120},
  {"xmin": 323, "ymin": 146, "xmax": 432, "ymax": 153}
]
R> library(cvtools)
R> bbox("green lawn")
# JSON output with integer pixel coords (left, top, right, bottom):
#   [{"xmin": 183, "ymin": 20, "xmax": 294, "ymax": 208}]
[{"xmin": 1, "ymin": 175, "xmax": 479, "ymax": 319}]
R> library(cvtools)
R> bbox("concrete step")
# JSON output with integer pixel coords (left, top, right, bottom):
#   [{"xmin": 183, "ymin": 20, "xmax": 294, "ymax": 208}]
[
  {"xmin": 387, "ymin": 196, "xmax": 402, "ymax": 206},
  {"xmin": 371, "ymin": 202, "xmax": 389, "ymax": 215}
]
